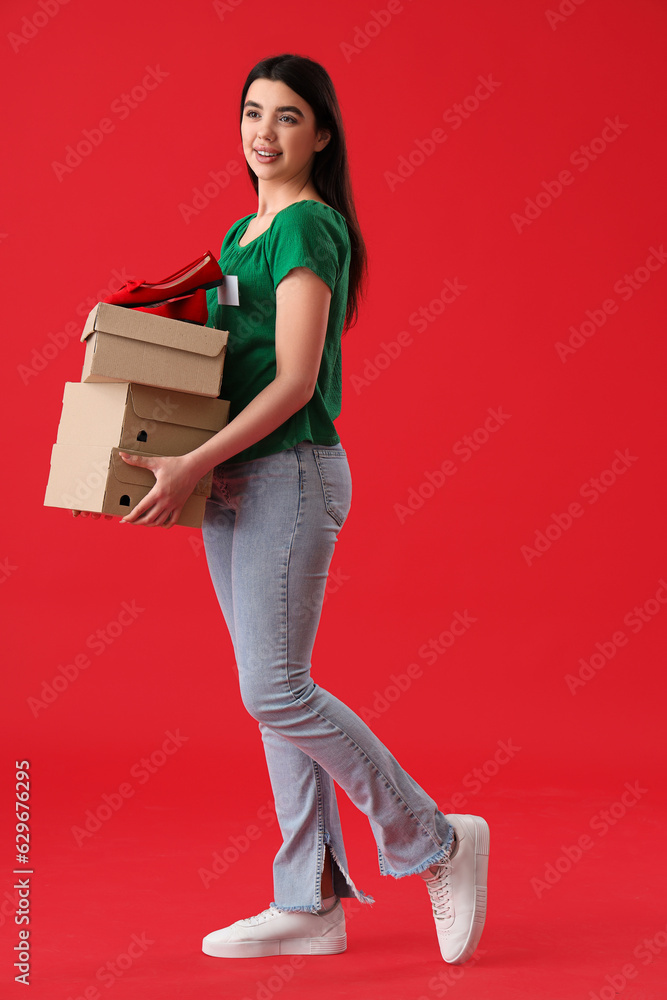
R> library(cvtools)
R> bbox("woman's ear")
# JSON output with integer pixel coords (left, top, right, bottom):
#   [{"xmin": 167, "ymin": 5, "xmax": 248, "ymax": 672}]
[{"xmin": 316, "ymin": 129, "xmax": 331, "ymax": 152}]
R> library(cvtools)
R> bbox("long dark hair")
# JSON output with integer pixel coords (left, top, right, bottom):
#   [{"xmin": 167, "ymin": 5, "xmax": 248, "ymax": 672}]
[{"xmin": 239, "ymin": 53, "xmax": 367, "ymax": 332}]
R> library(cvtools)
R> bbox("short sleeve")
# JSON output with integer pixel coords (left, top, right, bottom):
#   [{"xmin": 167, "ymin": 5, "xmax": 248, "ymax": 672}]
[{"xmin": 265, "ymin": 202, "xmax": 348, "ymax": 294}]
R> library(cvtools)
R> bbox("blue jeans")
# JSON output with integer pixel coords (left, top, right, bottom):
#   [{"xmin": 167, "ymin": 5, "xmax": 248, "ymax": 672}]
[{"xmin": 202, "ymin": 440, "xmax": 454, "ymax": 912}]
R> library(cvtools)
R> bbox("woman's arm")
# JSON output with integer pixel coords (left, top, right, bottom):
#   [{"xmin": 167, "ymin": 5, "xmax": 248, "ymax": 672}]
[{"xmin": 118, "ymin": 266, "xmax": 332, "ymax": 527}]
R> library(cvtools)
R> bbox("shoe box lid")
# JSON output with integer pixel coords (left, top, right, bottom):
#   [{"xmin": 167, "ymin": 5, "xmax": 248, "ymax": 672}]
[
  {"xmin": 55, "ymin": 381, "xmax": 230, "ymax": 456},
  {"xmin": 81, "ymin": 302, "xmax": 229, "ymax": 397}
]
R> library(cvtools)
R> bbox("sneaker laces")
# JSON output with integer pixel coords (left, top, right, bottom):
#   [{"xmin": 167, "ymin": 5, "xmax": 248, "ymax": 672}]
[
  {"xmin": 423, "ymin": 860, "xmax": 453, "ymax": 921},
  {"xmin": 238, "ymin": 907, "xmax": 280, "ymax": 926}
]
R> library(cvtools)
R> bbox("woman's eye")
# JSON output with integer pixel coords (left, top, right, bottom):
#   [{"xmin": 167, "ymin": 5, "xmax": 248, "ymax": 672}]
[{"xmin": 244, "ymin": 111, "xmax": 296, "ymax": 124}]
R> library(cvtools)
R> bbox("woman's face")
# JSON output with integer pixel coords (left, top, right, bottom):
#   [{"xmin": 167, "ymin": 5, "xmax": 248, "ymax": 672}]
[{"xmin": 241, "ymin": 78, "xmax": 330, "ymax": 186}]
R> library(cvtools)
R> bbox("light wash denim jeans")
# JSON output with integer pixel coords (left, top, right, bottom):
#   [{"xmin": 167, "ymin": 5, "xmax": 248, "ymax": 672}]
[{"xmin": 202, "ymin": 440, "xmax": 454, "ymax": 913}]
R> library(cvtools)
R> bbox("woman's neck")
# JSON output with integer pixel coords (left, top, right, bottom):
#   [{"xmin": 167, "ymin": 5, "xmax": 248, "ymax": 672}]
[{"xmin": 255, "ymin": 178, "xmax": 323, "ymax": 218}]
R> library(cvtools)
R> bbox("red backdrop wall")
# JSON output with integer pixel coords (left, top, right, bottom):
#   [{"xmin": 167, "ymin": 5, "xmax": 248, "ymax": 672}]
[{"xmin": 1, "ymin": 1, "xmax": 666, "ymax": 998}]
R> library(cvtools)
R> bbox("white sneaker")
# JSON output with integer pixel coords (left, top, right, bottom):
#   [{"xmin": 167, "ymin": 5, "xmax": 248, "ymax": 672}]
[
  {"xmin": 202, "ymin": 899, "xmax": 347, "ymax": 958},
  {"xmin": 421, "ymin": 814, "xmax": 489, "ymax": 964}
]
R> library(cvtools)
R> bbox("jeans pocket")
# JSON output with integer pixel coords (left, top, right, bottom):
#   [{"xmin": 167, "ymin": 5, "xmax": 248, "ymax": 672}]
[{"xmin": 313, "ymin": 449, "xmax": 352, "ymax": 526}]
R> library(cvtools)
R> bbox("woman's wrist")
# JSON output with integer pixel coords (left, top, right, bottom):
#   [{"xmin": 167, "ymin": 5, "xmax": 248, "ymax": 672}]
[{"xmin": 185, "ymin": 439, "xmax": 227, "ymax": 483}]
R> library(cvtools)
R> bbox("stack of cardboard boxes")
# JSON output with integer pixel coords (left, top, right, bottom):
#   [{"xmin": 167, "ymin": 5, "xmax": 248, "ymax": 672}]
[{"xmin": 44, "ymin": 302, "xmax": 230, "ymax": 528}]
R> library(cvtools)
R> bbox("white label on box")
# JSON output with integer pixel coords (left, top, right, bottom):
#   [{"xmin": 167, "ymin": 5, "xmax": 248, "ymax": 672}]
[{"xmin": 217, "ymin": 275, "xmax": 240, "ymax": 306}]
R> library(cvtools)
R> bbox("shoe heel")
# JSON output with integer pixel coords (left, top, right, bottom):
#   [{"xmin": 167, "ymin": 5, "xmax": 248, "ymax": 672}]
[
  {"xmin": 473, "ymin": 885, "xmax": 487, "ymax": 924},
  {"xmin": 469, "ymin": 815, "xmax": 490, "ymax": 855}
]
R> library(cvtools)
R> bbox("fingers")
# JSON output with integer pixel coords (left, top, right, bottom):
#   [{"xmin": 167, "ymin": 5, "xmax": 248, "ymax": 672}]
[
  {"xmin": 119, "ymin": 501, "xmax": 151, "ymax": 525},
  {"xmin": 72, "ymin": 504, "xmax": 179, "ymax": 526},
  {"xmin": 119, "ymin": 482, "xmax": 159, "ymax": 524},
  {"xmin": 117, "ymin": 455, "xmax": 185, "ymax": 527},
  {"xmin": 119, "ymin": 451, "xmax": 157, "ymax": 471},
  {"xmin": 70, "ymin": 503, "xmax": 163, "ymax": 524},
  {"xmin": 120, "ymin": 494, "xmax": 181, "ymax": 528},
  {"xmin": 122, "ymin": 507, "xmax": 179, "ymax": 528}
]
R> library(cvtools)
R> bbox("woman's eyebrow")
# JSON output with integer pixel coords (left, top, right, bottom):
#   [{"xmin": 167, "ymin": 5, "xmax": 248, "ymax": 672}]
[{"xmin": 244, "ymin": 100, "xmax": 305, "ymax": 119}]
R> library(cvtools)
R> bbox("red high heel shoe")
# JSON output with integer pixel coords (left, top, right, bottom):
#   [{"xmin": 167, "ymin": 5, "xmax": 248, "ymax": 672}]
[
  {"xmin": 134, "ymin": 288, "xmax": 208, "ymax": 325},
  {"xmin": 104, "ymin": 250, "xmax": 222, "ymax": 307}
]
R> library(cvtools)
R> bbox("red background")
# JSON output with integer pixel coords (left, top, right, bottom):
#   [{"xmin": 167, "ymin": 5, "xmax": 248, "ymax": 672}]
[{"xmin": 1, "ymin": 1, "xmax": 666, "ymax": 997}]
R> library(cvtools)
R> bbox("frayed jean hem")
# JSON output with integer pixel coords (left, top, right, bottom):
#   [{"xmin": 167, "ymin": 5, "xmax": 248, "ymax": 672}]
[
  {"xmin": 269, "ymin": 892, "xmax": 375, "ymax": 915},
  {"xmin": 381, "ymin": 829, "xmax": 455, "ymax": 880},
  {"xmin": 270, "ymin": 902, "xmax": 326, "ymax": 915}
]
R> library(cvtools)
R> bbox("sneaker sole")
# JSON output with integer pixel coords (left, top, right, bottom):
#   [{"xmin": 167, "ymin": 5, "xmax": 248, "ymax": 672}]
[
  {"xmin": 445, "ymin": 814, "xmax": 489, "ymax": 965},
  {"xmin": 202, "ymin": 934, "xmax": 347, "ymax": 958}
]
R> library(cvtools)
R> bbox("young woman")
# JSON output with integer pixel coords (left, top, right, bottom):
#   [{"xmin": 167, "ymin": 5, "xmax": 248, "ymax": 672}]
[{"xmin": 117, "ymin": 53, "xmax": 490, "ymax": 964}]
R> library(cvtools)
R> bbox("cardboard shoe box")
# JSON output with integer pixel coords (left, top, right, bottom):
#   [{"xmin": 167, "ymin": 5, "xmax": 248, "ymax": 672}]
[
  {"xmin": 44, "ymin": 445, "xmax": 213, "ymax": 528},
  {"xmin": 81, "ymin": 302, "xmax": 229, "ymax": 397},
  {"xmin": 55, "ymin": 382, "xmax": 230, "ymax": 455}
]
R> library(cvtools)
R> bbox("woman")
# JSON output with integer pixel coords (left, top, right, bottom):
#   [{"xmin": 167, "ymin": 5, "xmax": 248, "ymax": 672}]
[{"xmin": 118, "ymin": 53, "xmax": 489, "ymax": 964}]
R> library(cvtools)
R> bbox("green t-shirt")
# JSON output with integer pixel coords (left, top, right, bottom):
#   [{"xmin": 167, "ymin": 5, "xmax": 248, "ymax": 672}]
[{"xmin": 206, "ymin": 199, "xmax": 351, "ymax": 464}]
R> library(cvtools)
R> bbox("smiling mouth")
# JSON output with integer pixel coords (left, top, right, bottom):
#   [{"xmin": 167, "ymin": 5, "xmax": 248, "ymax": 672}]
[{"xmin": 254, "ymin": 149, "xmax": 282, "ymax": 159}]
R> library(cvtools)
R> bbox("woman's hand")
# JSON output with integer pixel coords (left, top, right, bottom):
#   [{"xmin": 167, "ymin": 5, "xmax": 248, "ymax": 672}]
[
  {"xmin": 117, "ymin": 452, "xmax": 204, "ymax": 528},
  {"xmin": 71, "ymin": 511, "xmax": 113, "ymax": 520}
]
